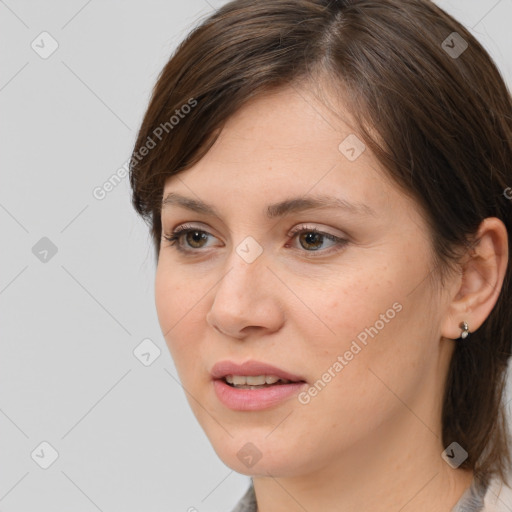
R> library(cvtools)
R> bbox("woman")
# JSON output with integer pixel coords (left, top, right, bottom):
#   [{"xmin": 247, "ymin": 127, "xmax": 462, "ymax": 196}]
[{"xmin": 129, "ymin": 0, "xmax": 512, "ymax": 510}]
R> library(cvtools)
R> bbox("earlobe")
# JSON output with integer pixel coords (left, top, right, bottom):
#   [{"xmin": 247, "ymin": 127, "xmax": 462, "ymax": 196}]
[{"xmin": 440, "ymin": 217, "xmax": 509, "ymax": 341}]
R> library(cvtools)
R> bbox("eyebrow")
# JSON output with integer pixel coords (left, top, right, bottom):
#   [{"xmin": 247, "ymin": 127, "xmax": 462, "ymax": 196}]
[{"xmin": 161, "ymin": 192, "xmax": 376, "ymax": 218}]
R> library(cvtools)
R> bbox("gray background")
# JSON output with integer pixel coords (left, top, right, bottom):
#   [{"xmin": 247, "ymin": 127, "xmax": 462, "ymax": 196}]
[{"xmin": 1, "ymin": 1, "xmax": 511, "ymax": 511}]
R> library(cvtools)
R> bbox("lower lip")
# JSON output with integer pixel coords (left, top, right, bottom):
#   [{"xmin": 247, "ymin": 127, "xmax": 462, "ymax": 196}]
[{"xmin": 213, "ymin": 379, "xmax": 307, "ymax": 411}]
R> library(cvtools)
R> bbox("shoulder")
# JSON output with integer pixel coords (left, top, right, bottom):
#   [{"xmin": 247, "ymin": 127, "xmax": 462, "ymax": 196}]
[
  {"xmin": 482, "ymin": 471, "xmax": 512, "ymax": 511},
  {"xmin": 230, "ymin": 482, "xmax": 257, "ymax": 512},
  {"xmin": 228, "ymin": 475, "xmax": 512, "ymax": 512}
]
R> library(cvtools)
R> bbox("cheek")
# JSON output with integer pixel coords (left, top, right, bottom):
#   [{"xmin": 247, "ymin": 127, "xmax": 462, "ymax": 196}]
[
  {"xmin": 304, "ymin": 264, "xmax": 394, "ymax": 348},
  {"xmin": 154, "ymin": 266, "xmax": 178, "ymax": 335},
  {"xmin": 154, "ymin": 265, "xmax": 202, "ymax": 366},
  {"xmin": 296, "ymin": 260, "xmax": 431, "ymax": 399}
]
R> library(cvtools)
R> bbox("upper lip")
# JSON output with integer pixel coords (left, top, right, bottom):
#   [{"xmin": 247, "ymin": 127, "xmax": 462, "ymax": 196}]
[{"xmin": 211, "ymin": 360, "xmax": 306, "ymax": 382}]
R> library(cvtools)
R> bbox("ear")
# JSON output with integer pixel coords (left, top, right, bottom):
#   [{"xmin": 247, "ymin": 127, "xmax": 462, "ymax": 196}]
[{"xmin": 440, "ymin": 217, "xmax": 509, "ymax": 340}]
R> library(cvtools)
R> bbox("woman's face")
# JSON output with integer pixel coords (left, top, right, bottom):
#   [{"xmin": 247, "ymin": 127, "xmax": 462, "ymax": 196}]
[{"xmin": 155, "ymin": 85, "xmax": 456, "ymax": 477}]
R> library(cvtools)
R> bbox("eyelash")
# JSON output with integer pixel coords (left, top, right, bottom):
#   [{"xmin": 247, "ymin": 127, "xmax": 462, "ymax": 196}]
[{"xmin": 162, "ymin": 223, "xmax": 348, "ymax": 257}]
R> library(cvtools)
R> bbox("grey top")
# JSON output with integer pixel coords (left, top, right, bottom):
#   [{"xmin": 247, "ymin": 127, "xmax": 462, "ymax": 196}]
[{"xmin": 230, "ymin": 475, "xmax": 489, "ymax": 512}]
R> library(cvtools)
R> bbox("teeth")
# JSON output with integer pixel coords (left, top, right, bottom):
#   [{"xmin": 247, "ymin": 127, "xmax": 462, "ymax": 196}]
[
  {"xmin": 224, "ymin": 375, "xmax": 291, "ymax": 386},
  {"xmin": 246, "ymin": 375, "xmax": 265, "ymax": 385},
  {"xmin": 233, "ymin": 375, "xmax": 251, "ymax": 386}
]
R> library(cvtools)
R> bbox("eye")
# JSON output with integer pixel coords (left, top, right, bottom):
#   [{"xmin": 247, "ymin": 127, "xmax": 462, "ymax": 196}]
[
  {"xmin": 286, "ymin": 224, "xmax": 348, "ymax": 255},
  {"xmin": 162, "ymin": 224, "xmax": 220, "ymax": 253},
  {"xmin": 162, "ymin": 223, "xmax": 348, "ymax": 256}
]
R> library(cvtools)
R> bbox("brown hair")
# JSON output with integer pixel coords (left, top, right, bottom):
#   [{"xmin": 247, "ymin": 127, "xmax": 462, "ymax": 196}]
[{"xmin": 129, "ymin": 0, "xmax": 512, "ymax": 485}]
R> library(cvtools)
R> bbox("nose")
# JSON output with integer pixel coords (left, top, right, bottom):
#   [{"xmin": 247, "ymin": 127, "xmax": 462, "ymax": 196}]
[{"xmin": 206, "ymin": 252, "xmax": 285, "ymax": 340}]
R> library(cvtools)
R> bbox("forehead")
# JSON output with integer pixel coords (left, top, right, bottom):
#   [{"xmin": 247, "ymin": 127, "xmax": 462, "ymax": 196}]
[{"xmin": 161, "ymin": 84, "xmax": 415, "ymax": 224}]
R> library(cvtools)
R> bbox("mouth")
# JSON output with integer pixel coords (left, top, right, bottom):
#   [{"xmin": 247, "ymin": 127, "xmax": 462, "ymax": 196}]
[
  {"xmin": 211, "ymin": 360, "xmax": 307, "ymax": 411},
  {"xmin": 222, "ymin": 374, "xmax": 299, "ymax": 389},
  {"xmin": 211, "ymin": 359, "xmax": 306, "ymax": 385}
]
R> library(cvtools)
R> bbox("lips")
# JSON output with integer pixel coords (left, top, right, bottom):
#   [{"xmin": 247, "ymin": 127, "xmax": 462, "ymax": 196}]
[
  {"xmin": 211, "ymin": 360, "xmax": 307, "ymax": 411},
  {"xmin": 211, "ymin": 360, "xmax": 306, "ymax": 383}
]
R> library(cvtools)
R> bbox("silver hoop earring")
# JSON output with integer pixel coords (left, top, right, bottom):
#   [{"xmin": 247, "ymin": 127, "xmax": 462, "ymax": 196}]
[{"xmin": 459, "ymin": 321, "xmax": 470, "ymax": 339}]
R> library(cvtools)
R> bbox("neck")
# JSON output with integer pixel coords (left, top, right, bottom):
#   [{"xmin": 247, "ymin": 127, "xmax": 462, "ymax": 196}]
[{"xmin": 252, "ymin": 411, "xmax": 474, "ymax": 512}]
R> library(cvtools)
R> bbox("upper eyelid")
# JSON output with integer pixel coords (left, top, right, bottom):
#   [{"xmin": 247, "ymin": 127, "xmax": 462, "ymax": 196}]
[
  {"xmin": 169, "ymin": 222, "xmax": 345, "ymax": 238},
  {"xmin": 288, "ymin": 223, "xmax": 344, "ymax": 237}
]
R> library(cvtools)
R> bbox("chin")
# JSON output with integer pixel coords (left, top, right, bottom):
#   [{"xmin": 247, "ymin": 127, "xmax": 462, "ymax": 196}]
[
  {"xmin": 206, "ymin": 429, "xmax": 311, "ymax": 478},
  {"xmin": 220, "ymin": 452, "xmax": 303, "ymax": 478}
]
